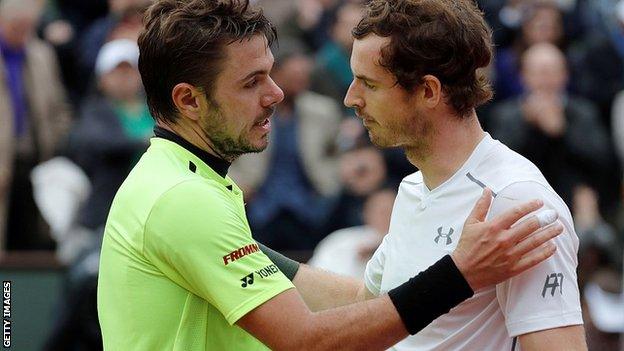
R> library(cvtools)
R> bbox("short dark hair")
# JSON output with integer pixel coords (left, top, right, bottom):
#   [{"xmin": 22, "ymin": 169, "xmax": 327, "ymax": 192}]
[
  {"xmin": 138, "ymin": 0, "xmax": 277, "ymax": 123},
  {"xmin": 353, "ymin": 0, "xmax": 493, "ymax": 117}
]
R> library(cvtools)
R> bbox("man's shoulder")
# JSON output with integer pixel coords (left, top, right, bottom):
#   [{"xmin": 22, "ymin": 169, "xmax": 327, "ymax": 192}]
[
  {"xmin": 112, "ymin": 144, "xmax": 228, "ymax": 217},
  {"xmin": 472, "ymin": 140, "xmax": 551, "ymax": 195}
]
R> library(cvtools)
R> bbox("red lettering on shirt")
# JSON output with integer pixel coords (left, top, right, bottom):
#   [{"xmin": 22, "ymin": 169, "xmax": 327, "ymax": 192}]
[{"xmin": 223, "ymin": 243, "xmax": 259, "ymax": 265}]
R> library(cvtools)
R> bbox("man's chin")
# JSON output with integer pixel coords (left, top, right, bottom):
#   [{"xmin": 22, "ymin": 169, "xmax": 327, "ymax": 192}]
[
  {"xmin": 367, "ymin": 131, "xmax": 392, "ymax": 148},
  {"xmin": 246, "ymin": 139, "xmax": 269, "ymax": 154}
]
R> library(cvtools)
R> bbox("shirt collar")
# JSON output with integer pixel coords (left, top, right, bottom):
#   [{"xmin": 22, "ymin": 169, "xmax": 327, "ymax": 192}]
[{"xmin": 153, "ymin": 126, "xmax": 231, "ymax": 178}]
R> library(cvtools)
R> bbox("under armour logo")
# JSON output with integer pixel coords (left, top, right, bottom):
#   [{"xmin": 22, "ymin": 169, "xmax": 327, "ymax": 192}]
[
  {"xmin": 435, "ymin": 227, "xmax": 454, "ymax": 245},
  {"xmin": 541, "ymin": 273, "xmax": 564, "ymax": 297},
  {"xmin": 240, "ymin": 273, "xmax": 254, "ymax": 288}
]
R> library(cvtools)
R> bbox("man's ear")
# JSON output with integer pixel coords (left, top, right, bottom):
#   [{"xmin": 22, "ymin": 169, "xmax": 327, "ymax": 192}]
[
  {"xmin": 420, "ymin": 74, "xmax": 443, "ymax": 109},
  {"xmin": 172, "ymin": 83, "xmax": 204, "ymax": 121}
]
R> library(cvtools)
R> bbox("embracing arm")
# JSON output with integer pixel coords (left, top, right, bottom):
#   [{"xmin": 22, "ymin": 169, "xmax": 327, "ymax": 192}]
[
  {"xmin": 261, "ymin": 189, "xmax": 562, "ymax": 311},
  {"xmin": 239, "ymin": 253, "xmax": 473, "ymax": 350},
  {"xmin": 238, "ymin": 279, "xmax": 407, "ymax": 351},
  {"xmin": 244, "ymin": 189, "xmax": 566, "ymax": 350}
]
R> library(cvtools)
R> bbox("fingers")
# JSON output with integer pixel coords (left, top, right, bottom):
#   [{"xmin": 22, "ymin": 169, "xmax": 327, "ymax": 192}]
[
  {"xmin": 507, "ymin": 223, "xmax": 563, "ymax": 258},
  {"xmin": 504, "ymin": 209, "xmax": 559, "ymax": 244},
  {"xmin": 490, "ymin": 199, "xmax": 543, "ymax": 231},
  {"xmin": 511, "ymin": 241, "xmax": 557, "ymax": 275},
  {"xmin": 465, "ymin": 188, "xmax": 493, "ymax": 225}
]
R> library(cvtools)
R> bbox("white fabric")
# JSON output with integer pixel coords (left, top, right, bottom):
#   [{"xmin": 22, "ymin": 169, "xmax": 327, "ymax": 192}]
[
  {"xmin": 308, "ymin": 226, "xmax": 380, "ymax": 279},
  {"xmin": 31, "ymin": 156, "xmax": 95, "ymax": 264},
  {"xmin": 365, "ymin": 133, "xmax": 583, "ymax": 350},
  {"xmin": 95, "ymin": 39, "xmax": 139, "ymax": 76},
  {"xmin": 31, "ymin": 156, "xmax": 91, "ymax": 236},
  {"xmin": 584, "ymin": 283, "xmax": 624, "ymax": 333}
]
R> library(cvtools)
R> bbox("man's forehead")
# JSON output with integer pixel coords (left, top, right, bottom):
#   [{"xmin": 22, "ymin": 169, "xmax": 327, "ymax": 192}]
[
  {"xmin": 222, "ymin": 35, "xmax": 274, "ymax": 77},
  {"xmin": 351, "ymin": 35, "xmax": 391, "ymax": 78}
]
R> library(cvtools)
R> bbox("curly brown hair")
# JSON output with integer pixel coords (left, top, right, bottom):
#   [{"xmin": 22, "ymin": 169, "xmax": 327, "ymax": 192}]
[
  {"xmin": 138, "ymin": 0, "xmax": 277, "ymax": 123},
  {"xmin": 353, "ymin": 0, "xmax": 493, "ymax": 117}
]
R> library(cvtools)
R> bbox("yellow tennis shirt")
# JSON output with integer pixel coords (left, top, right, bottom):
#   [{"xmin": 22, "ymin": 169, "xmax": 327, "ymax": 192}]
[{"xmin": 97, "ymin": 132, "xmax": 294, "ymax": 350}]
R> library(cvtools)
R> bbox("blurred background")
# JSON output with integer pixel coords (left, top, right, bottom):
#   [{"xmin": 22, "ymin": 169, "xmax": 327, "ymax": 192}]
[{"xmin": 0, "ymin": 0, "xmax": 623, "ymax": 349}]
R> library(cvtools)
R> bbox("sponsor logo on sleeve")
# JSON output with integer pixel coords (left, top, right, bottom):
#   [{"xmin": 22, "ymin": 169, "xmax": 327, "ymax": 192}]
[
  {"xmin": 542, "ymin": 273, "xmax": 564, "ymax": 297},
  {"xmin": 223, "ymin": 243, "xmax": 260, "ymax": 265},
  {"xmin": 240, "ymin": 264, "xmax": 281, "ymax": 288},
  {"xmin": 240, "ymin": 273, "xmax": 254, "ymax": 288}
]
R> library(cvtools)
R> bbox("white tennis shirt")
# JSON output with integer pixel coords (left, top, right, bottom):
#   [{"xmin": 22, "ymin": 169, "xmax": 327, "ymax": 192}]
[{"xmin": 365, "ymin": 133, "xmax": 583, "ymax": 350}]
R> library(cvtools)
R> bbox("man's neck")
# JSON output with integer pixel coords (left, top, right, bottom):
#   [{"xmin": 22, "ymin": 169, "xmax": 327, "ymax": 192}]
[
  {"xmin": 156, "ymin": 121, "xmax": 228, "ymax": 161},
  {"xmin": 405, "ymin": 110, "xmax": 485, "ymax": 191}
]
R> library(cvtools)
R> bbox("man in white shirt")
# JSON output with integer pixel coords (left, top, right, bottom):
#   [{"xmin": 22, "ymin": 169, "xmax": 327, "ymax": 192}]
[{"xmin": 343, "ymin": 0, "xmax": 586, "ymax": 350}]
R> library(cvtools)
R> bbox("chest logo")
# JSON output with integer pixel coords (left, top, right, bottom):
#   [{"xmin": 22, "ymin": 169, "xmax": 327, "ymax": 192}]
[{"xmin": 435, "ymin": 227, "xmax": 454, "ymax": 245}]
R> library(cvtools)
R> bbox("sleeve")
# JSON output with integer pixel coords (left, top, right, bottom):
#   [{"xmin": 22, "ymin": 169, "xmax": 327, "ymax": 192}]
[
  {"xmin": 487, "ymin": 181, "xmax": 583, "ymax": 337},
  {"xmin": 364, "ymin": 234, "xmax": 389, "ymax": 296},
  {"xmin": 143, "ymin": 180, "xmax": 294, "ymax": 325}
]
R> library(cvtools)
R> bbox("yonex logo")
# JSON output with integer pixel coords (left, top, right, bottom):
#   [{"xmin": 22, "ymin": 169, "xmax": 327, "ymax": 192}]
[
  {"xmin": 240, "ymin": 265, "xmax": 280, "ymax": 288},
  {"xmin": 541, "ymin": 273, "xmax": 564, "ymax": 297},
  {"xmin": 435, "ymin": 227, "xmax": 454, "ymax": 245},
  {"xmin": 240, "ymin": 273, "xmax": 254, "ymax": 288}
]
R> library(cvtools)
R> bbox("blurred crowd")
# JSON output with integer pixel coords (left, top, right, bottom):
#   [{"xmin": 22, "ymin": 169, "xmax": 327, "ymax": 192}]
[{"xmin": 1, "ymin": 0, "xmax": 624, "ymax": 349}]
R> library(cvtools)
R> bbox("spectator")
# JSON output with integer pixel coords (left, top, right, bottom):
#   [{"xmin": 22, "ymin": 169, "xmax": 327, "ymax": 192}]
[
  {"xmin": 229, "ymin": 40, "xmax": 342, "ymax": 251},
  {"xmin": 489, "ymin": 43, "xmax": 611, "ymax": 206},
  {"xmin": 569, "ymin": 0, "xmax": 624, "ymax": 125},
  {"xmin": 611, "ymin": 90, "xmax": 624, "ymax": 166},
  {"xmin": 573, "ymin": 185, "xmax": 622, "ymax": 287},
  {"xmin": 68, "ymin": 39, "xmax": 152, "ymax": 231},
  {"xmin": 0, "ymin": 0, "xmax": 72, "ymax": 252},
  {"xmin": 279, "ymin": 0, "xmax": 344, "ymax": 52},
  {"xmin": 38, "ymin": 0, "xmax": 109, "ymax": 104},
  {"xmin": 323, "ymin": 144, "xmax": 388, "ymax": 236},
  {"xmin": 309, "ymin": 188, "xmax": 395, "ymax": 279},
  {"xmin": 310, "ymin": 1, "xmax": 363, "ymax": 110},
  {"xmin": 76, "ymin": 0, "xmax": 150, "ymax": 99},
  {"xmin": 494, "ymin": 0, "xmax": 566, "ymax": 101}
]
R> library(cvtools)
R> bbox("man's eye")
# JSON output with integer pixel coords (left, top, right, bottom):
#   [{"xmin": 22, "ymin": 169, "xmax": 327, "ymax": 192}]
[
  {"xmin": 364, "ymin": 81, "xmax": 376, "ymax": 90},
  {"xmin": 245, "ymin": 79, "xmax": 258, "ymax": 88}
]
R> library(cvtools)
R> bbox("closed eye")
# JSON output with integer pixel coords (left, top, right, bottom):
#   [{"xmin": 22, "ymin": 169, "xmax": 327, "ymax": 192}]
[
  {"xmin": 363, "ymin": 80, "xmax": 376, "ymax": 90},
  {"xmin": 244, "ymin": 78, "xmax": 259, "ymax": 89}
]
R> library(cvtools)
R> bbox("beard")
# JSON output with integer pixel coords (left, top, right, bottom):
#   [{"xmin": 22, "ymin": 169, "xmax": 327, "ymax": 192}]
[
  {"xmin": 200, "ymin": 102, "xmax": 275, "ymax": 161},
  {"xmin": 364, "ymin": 110, "xmax": 433, "ymax": 158}
]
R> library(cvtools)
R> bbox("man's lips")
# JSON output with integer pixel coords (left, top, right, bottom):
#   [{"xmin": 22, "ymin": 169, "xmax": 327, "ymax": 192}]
[
  {"xmin": 254, "ymin": 117, "xmax": 271, "ymax": 130},
  {"xmin": 355, "ymin": 110, "xmax": 374, "ymax": 123}
]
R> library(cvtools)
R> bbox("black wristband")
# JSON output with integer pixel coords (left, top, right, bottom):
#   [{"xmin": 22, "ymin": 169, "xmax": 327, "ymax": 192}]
[
  {"xmin": 257, "ymin": 242, "xmax": 300, "ymax": 281},
  {"xmin": 387, "ymin": 255, "xmax": 474, "ymax": 335}
]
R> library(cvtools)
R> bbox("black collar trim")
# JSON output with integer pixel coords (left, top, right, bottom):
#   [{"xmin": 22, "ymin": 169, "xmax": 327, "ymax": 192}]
[{"xmin": 154, "ymin": 126, "xmax": 230, "ymax": 178}]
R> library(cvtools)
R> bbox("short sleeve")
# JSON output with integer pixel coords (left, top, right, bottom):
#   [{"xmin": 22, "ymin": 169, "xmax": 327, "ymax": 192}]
[
  {"xmin": 364, "ymin": 235, "xmax": 389, "ymax": 296},
  {"xmin": 143, "ymin": 180, "xmax": 294, "ymax": 325},
  {"xmin": 487, "ymin": 181, "xmax": 583, "ymax": 337}
]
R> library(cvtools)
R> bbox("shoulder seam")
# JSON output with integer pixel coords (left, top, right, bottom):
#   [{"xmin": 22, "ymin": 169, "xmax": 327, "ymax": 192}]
[
  {"xmin": 493, "ymin": 180, "xmax": 573, "ymax": 220},
  {"xmin": 141, "ymin": 178, "xmax": 225, "ymax": 256}
]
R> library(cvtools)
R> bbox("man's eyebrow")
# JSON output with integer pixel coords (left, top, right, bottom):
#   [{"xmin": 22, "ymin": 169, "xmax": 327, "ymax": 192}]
[
  {"xmin": 355, "ymin": 74, "xmax": 380, "ymax": 84},
  {"xmin": 239, "ymin": 69, "xmax": 269, "ymax": 83}
]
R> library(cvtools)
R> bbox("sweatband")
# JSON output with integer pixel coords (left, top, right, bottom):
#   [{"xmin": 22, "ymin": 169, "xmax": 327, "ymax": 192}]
[
  {"xmin": 257, "ymin": 242, "xmax": 300, "ymax": 281},
  {"xmin": 387, "ymin": 255, "xmax": 474, "ymax": 335}
]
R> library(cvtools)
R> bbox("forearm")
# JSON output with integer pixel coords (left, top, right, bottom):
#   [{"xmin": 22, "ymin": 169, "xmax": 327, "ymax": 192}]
[
  {"xmin": 239, "ymin": 255, "xmax": 474, "ymax": 350},
  {"xmin": 302, "ymin": 295, "xmax": 408, "ymax": 351},
  {"xmin": 293, "ymin": 264, "xmax": 366, "ymax": 311},
  {"xmin": 258, "ymin": 242, "xmax": 369, "ymax": 311}
]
